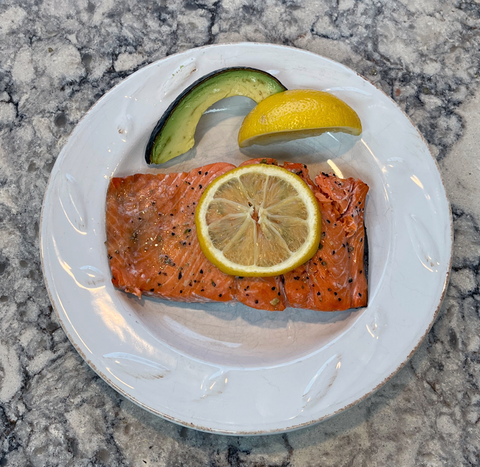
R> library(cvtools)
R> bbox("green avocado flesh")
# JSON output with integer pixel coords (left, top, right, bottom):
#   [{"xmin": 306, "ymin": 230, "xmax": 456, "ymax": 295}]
[{"xmin": 146, "ymin": 68, "xmax": 287, "ymax": 165}]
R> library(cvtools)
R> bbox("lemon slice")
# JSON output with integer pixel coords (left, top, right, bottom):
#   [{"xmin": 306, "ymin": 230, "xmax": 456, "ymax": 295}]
[
  {"xmin": 238, "ymin": 89, "xmax": 362, "ymax": 147},
  {"xmin": 195, "ymin": 164, "xmax": 321, "ymax": 277}
]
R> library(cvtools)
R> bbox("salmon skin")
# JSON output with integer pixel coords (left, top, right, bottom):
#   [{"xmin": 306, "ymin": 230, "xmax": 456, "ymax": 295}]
[{"xmin": 106, "ymin": 158, "xmax": 369, "ymax": 312}]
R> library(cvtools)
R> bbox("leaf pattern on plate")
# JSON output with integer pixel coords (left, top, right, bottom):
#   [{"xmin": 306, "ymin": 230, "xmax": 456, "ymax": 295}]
[
  {"xmin": 58, "ymin": 173, "xmax": 88, "ymax": 234},
  {"xmin": 406, "ymin": 213, "xmax": 441, "ymax": 273},
  {"xmin": 365, "ymin": 306, "xmax": 386, "ymax": 340},
  {"xmin": 116, "ymin": 113, "xmax": 135, "ymax": 141},
  {"xmin": 302, "ymin": 354, "xmax": 341, "ymax": 410},
  {"xmin": 103, "ymin": 352, "xmax": 171, "ymax": 380},
  {"xmin": 162, "ymin": 57, "xmax": 197, "ymax": 98},
  {"xmin": 75, "ymin": 265, "xmax": 106, "ymax": 289},
  {"xmin": 198, "ymin": 369, "xmax": 229, "ymax": 399}
]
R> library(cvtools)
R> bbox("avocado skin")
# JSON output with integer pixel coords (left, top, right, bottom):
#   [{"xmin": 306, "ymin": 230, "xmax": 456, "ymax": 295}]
[{"xmin": 145, "ymin": 67, "xmax": 287, "ymax": 165}]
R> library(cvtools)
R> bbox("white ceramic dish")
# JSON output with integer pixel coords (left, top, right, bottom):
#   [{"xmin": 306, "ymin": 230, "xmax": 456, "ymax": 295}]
[{"xmin": 40, "ymin": 43, "xmax": 452, "ymax": 435}]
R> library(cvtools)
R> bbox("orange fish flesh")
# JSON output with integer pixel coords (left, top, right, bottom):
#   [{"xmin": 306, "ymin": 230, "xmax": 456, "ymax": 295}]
[{"xmin": 106, "ymin": 159, "xmax": 369, "ymax": 311}]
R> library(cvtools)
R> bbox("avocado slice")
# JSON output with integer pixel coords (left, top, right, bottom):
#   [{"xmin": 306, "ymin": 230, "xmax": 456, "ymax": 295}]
[{"xmin": 145, "ymin": 67, "xmax": 287, "ymax": 165}]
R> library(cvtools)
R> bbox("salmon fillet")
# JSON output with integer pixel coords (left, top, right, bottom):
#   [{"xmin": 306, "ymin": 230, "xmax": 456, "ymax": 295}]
[{"xmin": 106, "ymin": 159, "xmax": 369, "ymax": 311}]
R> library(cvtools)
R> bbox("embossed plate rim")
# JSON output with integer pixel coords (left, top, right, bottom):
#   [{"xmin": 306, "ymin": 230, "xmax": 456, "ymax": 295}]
[{"xmin": 40, "ymin": 43, "xmax": 453, "ymax": 435}]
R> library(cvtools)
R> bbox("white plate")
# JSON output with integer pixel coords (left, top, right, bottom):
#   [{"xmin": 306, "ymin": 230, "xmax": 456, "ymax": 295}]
[{"xmin": 41, "ymin": 43, "xmax": 452, "ymax": 435}]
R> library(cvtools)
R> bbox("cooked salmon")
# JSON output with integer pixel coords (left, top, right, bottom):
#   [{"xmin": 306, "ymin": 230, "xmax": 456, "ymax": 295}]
[{"xmin": 106, "ymin": 159, "xmax": 369, "ymax": 311}]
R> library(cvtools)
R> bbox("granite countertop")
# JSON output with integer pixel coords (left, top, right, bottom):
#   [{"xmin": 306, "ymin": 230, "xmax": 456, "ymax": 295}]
[{"xmin": 1, "ymin": 0, "xmax": 480, "ymax": 465}]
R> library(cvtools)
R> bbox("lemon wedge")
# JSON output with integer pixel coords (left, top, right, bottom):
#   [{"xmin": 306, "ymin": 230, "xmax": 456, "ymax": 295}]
[
  {"xmin": 238, "ymin": 89, "xmax": 362, "ymax": 147},
  {"xmin": 195, "ymin": 164, "xmax": 321, "ymax": 277}
]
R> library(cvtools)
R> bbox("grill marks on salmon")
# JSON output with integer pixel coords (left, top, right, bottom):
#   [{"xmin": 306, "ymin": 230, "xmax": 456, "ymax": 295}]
[{"xmin": 106, "ymin": 159, "xmax": 369, "ymax": 311}]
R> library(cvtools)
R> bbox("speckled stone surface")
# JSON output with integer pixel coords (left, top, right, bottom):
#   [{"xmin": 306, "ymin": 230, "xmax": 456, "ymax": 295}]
[{"xmin": 1, "ymin": 0, "xmax": 480, "ymax": 465}]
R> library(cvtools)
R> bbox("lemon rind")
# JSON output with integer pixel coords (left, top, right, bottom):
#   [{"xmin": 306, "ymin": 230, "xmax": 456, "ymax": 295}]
[
  {"xmin": 237, "ymin": 89, "xmax": 362, "ymax": 148},
  {"xmin": 195, "ymin": 164, "xmax": 321, "ymax": 277}
]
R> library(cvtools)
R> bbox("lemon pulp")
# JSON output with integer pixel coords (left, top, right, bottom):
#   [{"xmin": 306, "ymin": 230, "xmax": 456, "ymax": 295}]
[
  {"xmin": 195, "ymin": 164, "xmax": 321, "ymax": 277},
  {"xmin": 238, "ymin": 89, "xmax": 362, "ymax": 148}
]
